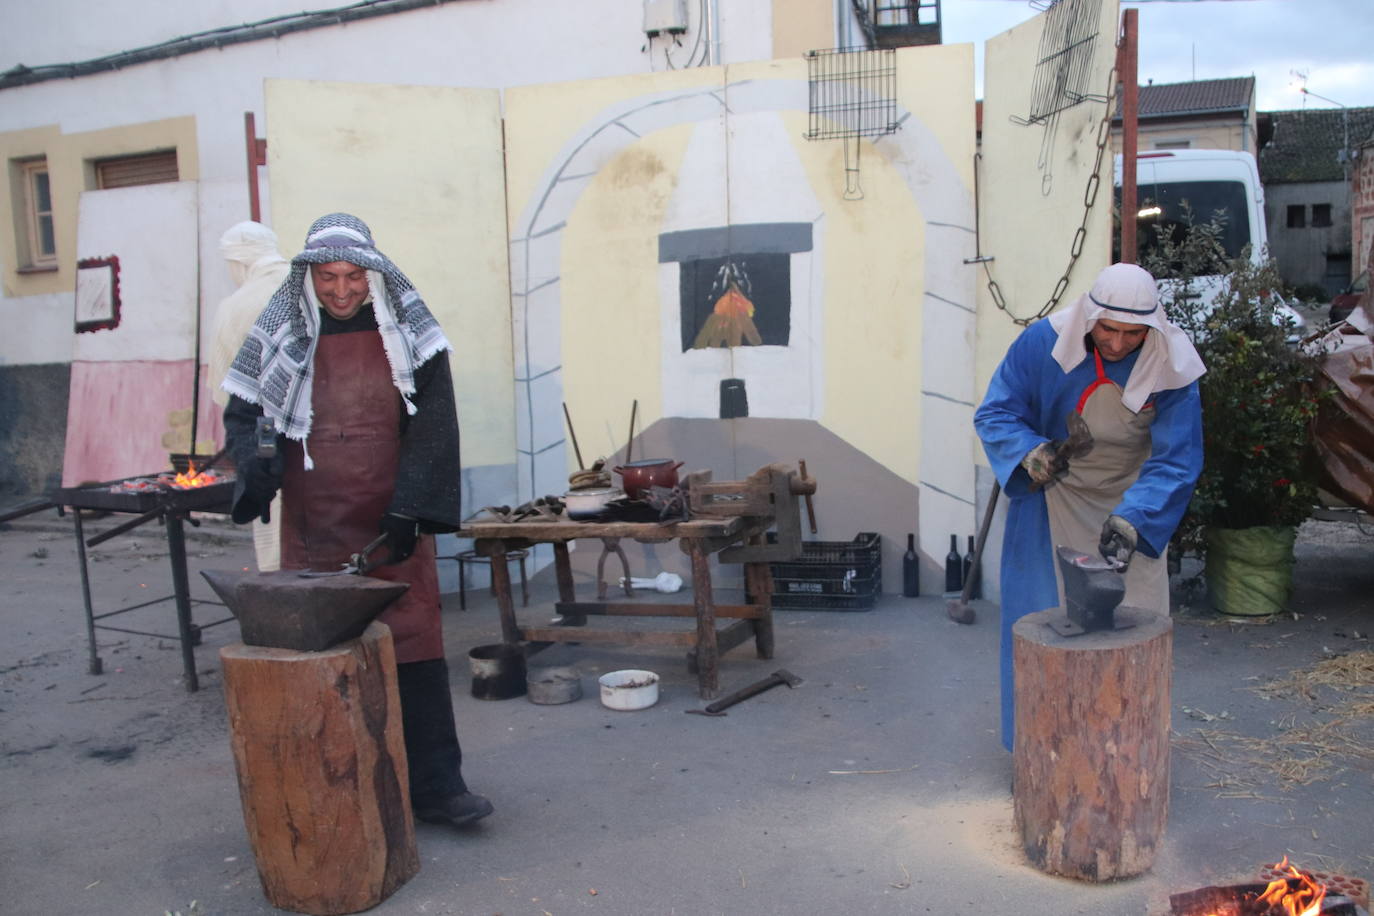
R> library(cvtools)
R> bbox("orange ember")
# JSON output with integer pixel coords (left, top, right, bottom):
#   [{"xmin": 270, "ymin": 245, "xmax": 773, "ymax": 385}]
[
  {"xmin": 169, "ymin": 462, "xmax": 225, "ymax": 490},
  {"xmin": 1255, "ymin": 858, "xmax": 1326, "ymax": 916}
]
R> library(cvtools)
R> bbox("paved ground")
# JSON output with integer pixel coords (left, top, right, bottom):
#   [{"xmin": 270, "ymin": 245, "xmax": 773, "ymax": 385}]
[{"xmin": 1, "ymin": 510, "xmax": 1371, "ymax": 915}]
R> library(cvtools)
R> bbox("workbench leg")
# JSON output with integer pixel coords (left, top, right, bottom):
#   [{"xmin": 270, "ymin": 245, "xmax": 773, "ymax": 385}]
[
  {"xmin": 744, "ymin": 560, "xmax": 775, "ymax": 660},
  {"xmin": 553, "ymin": 542, "xmax": 585, "ymax": 626},
  {"xmin": 690, "ymin": 544, "xmax": 718, "ymax": 700},
  {"xmin": 72, "ymin": 511, "xmax": 103, "ymax": 676},
  {"xmin": 165, "ymin": 511, "xmax": 200, "ymax": 693},
  {"xmin": 481, "ymin": 540, "xmax": 522, "ymax": 645}
]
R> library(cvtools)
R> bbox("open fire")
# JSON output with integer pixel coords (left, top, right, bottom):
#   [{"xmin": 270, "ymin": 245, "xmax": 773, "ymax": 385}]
[
  {"xmin": 1170, "ymin": 858, "xmax": 1368, "ymax": 916},
  {"xmin": 109, "ymin": 465, "xmax": 230, "ymax": 493}
]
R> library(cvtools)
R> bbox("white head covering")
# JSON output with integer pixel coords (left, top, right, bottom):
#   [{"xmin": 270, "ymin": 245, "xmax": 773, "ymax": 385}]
[
  {"xmin": 1048, "ymin": 262, "xmax": 1205, "ymax": 412},
  {"xmin": 209, "ymin": 222, "xmax": 290, "ymax": 407}
]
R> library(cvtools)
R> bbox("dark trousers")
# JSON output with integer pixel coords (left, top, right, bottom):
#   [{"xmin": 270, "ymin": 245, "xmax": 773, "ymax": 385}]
[{"xmin": 396, "ymin": 658, "xmax": 467, "ymax": 804}]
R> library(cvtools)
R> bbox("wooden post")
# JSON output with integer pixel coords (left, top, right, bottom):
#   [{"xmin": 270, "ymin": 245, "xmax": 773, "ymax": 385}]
[
  {"xmin": 1012, "ymin": 608, "xmax": 1171, "ymax": 881},
  {"xmin": 220, "ymin": 622, "xmax": 418, "ymax": 915}
]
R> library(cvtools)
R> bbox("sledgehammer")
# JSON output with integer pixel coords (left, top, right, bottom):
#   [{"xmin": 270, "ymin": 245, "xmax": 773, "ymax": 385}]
[{"xmin": 685, "ymin": 669, "xmax": 803, "ymax": 716}]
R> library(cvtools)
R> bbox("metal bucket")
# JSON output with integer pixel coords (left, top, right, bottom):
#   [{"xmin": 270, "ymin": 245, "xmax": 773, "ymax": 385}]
[
  {"xmin": 467, "ymin": 643, "xmax": 527, "ymax": 700},
  {"xmin": 526, "ymin": 666, "xmax": 582, "ymax": 705}
]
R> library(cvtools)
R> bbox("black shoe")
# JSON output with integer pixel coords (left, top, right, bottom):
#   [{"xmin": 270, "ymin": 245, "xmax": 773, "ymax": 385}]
[{"xmin": 414, "ymin": 792, "xmax": 494, "ymax": 827}]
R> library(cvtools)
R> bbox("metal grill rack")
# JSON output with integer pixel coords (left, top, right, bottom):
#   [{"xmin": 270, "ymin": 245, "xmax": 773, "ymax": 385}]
[
  {"xmin": 1014, "ymin": 0, "xmax": 1103, "ymax": 126},
  {"xmin": 804, "ymin": 48, "xmax": 899, "ymax": 141}
]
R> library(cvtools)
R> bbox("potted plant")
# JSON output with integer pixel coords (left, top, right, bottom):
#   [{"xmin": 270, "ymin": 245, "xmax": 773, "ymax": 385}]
[{"xmin": 1143, "ymin": 213, "xmax": 1326, "ymax": 616}]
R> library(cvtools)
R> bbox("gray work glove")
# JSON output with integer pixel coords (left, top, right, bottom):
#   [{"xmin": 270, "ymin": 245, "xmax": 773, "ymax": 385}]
[
  {"xmin": 1099, "ymin": 514, "xmax": 1138, "ymax": 570},
  {"xmin": 1021, "ymin": 441, "xmax": 1068, "ymax": 486}
]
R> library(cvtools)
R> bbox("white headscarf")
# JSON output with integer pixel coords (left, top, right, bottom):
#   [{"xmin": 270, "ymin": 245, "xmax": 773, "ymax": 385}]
[
  {"xmin": 208, "ymin": 222, "xmax": 289, "ymax": 407},
  {"xmin": 1048, "ymin": 262, "xmax": 1206, "ymax": 412}
]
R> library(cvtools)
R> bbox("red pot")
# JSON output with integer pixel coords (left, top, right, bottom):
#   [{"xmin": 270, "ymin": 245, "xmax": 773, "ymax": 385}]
[{"xmin": 613, "ymin": 458, "xmax": 685, "ymax": 500}]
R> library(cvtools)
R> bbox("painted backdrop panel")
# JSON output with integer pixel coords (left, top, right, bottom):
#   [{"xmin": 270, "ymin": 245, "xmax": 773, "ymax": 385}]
[
  {"xmin": 264, "ymin": 79, "xmax": 516, "ymax": 515},
  {"xmin": 62, "ymin": 182, "xmax": 202, "ymax": 485},
  {"xmin": 504, "ymin": 47, "xmax": 978, "ymax": 591}
]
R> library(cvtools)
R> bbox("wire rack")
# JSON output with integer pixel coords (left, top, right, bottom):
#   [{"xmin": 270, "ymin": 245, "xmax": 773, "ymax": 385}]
[
  {"xmin": 1016, "ymin": 0, "xmax": 1103, "ymax": 125},
  {"xmin": 804, "ymin": 47, "xmax": 899, "ymax": 140}
]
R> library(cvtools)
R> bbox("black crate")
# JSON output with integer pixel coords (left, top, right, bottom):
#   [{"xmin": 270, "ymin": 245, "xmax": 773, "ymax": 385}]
[{"xmin": 757, "ymin": 533, "xmax": 883, "ymax": 611}]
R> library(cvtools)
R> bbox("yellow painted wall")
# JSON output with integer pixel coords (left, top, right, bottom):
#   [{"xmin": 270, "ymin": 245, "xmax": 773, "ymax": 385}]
[
  {"xmin": 772, "ymin": 0, "xmax": 831, "ymax": 59},
  {"xmin": 507, "ymin": 47, "xmax": 972, "ymax": 487},
  {"xmin": 2, "ymin": 117, "xmax": 197, "ymax": 297},
  {"xmin": 264, "ymin": 79, "xmax": 514, "ymax": 468},
  {"xmin": 974, "ymin": 3, "xmax": 1117, "ymax": 398}
]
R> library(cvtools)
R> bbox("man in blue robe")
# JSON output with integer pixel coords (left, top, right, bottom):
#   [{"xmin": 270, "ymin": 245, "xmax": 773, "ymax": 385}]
[{"xmin": 974, "ymin": 262, "xmax": 1205, "ymax": 752}]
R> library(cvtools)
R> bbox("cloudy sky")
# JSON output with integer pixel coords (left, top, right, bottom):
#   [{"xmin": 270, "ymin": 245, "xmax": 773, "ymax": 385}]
[{"xmin": 941, "ymin": 0, "xmax": 1374, "ymax": 112}]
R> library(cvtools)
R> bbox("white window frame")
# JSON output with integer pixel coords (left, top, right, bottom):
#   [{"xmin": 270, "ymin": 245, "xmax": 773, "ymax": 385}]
[{"xmin": 19, "ymin": 158, "xmax": 57, "ymax": 269}]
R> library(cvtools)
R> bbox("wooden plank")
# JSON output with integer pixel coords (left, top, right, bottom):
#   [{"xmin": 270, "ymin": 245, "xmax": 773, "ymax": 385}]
[
  {"xmin": 691, "ymin": 544, "xmax": 718, "ymax": 699},
  {"xmin": 458, "ymin": 515, "xmax": 747, "ymax": 542},
  {"xmin": 553, "ymin": 601, "xmax": 765, "ymax": 619},
  {"xmin": 519, "ymin": 627, "xmax": 696, "ymax": 648},
  {"xmin": 686, "ymin": 619, "xmax": 754, "ymax": 671}
]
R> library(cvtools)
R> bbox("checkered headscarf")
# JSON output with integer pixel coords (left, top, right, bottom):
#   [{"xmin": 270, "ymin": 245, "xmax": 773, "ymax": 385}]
[{"xmin": 221, "ymin": 213, "xmax": 452, "ymax": 455}]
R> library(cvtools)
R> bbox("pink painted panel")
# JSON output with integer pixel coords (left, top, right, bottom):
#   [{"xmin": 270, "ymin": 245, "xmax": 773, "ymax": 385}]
[{"xmin": 61, "ymin": 359, "xmax": 203, "ymax": 486}]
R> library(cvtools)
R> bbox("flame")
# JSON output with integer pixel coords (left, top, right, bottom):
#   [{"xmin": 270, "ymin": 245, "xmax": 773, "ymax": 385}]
[
  {"xmin": 171, "ymin": 462, "xmax": 219, "ymax": 489},
  {"xmin": 1256, "ymin": 857, "xmax": 1327, "ymax": 916}
]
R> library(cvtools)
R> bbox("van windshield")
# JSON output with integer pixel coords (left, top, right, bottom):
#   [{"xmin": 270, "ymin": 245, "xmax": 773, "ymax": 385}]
[{"xmin": 1133, "ymin": 179, "xmax": 1251, "ymax": 271}]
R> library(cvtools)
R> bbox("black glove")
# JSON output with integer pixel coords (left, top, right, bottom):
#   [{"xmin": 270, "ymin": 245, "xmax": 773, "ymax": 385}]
[
  {"xmin": 1098, "ymin": 514, "xmax": 1138, "ymax": 570},
  {"xmin": 230, "ymin": 454, "xmax": 283, "ymax": 524},
  {"xmin": 378, "ymin": 514, "xmax": 419, "ymax": 566}
]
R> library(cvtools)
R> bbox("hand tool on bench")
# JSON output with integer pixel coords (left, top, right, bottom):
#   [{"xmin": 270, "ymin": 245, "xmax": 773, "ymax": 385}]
[{"xmin": 685, "ymin": 668, "xmax": 802, "ymax": 716}]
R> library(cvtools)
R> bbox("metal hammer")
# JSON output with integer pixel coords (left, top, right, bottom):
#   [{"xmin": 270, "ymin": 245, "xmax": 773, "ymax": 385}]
[{"xmin": 686, "ymin": 669, "xmax": 803, "ymax": 716}]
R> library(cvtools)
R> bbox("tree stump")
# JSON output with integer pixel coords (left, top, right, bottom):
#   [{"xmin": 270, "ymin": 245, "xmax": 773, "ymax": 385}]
[
  {"xmin": 220, "ymin": 622, "xmax": 419, "ymax": 915},
  {"xmin": 1012, "ymin": 607, "xmax": 1172, "ymax": 881}
]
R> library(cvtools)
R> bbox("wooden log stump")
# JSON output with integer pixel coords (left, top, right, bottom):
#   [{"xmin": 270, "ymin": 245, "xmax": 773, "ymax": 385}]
[
  {"xmin": 1012, "ymin": 607, "xmax": 1172, "ymax": 881},
  {"xmin": 220, "ymin": 622, "xmax": 419, "ymax": 915}
]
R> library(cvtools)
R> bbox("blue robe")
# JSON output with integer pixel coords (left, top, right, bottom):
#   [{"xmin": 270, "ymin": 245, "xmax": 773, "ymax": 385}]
[{"xmin": 974, "ymin": 319, "xmax": 1202, "ymax": 750}]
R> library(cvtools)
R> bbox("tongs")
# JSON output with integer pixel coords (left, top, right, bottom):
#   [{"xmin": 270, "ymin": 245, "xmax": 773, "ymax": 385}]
[{"xmin": 297, "ymin": 533, "xmax": 389, "ymax": 578}]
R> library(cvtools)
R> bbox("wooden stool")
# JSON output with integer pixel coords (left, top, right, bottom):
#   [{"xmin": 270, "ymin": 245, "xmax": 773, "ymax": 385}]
[
  {"xmin": 220, "ymin": 622, "xmax": 418, "ymax": 915},
  {"xmin": 451, "ymin": 548, "xmax": 529, "ymax": 610},
  {"xmin": 1012, "ymin": 607, "xmax": 1172, "ymax": 881}
]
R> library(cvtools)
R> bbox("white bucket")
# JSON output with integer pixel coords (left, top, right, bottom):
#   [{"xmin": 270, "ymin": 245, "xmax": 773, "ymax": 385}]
[{"xmin": 598, "ymin": 669, "xmax": 660, "ymax": 711}]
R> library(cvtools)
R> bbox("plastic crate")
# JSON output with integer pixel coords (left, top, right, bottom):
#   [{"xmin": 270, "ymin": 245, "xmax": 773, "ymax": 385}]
[{"xmin": 758, "ymin": 533, "xmax": 883, "ymax": 611}]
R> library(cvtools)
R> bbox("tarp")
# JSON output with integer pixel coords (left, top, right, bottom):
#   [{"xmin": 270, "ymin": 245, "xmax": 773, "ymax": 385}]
[{"xmin": 1312, "ymin": 324, "xmax": 1374, "ymax": 515}]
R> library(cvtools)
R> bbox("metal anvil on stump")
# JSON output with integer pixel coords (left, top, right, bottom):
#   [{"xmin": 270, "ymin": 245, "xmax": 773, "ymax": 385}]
[
  {"xmin": 220, "ymin": 622, "xmax": 419, "ymax": 915},
  {"xmin": 1012, "ymin": 607, "xmax": 1172, "ymax": 881}
]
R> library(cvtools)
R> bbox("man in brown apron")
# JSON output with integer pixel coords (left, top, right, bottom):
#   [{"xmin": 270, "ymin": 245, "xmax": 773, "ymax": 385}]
[
  {"xmin": 222, "ymin": 213, "xmax": 493, "ymax": 827},
  {"xmin": 975, "ymin": 262, "xmax": 1205, "ymax": 751}
]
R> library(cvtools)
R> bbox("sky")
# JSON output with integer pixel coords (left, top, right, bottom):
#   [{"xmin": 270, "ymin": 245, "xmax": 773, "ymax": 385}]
[{"xmin": 939, "ymin": 0, "xmax": 1374, "ymax": 112}]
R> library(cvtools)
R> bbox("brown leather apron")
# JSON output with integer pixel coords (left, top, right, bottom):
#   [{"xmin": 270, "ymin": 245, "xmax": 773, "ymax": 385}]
[
  {"xmin": 1045, "ymin": 349, "xmax": 1169, "ymax": 615},
  {"xmin": 279, "ymin": 330, "xmax": 444, "ymax": 663}
]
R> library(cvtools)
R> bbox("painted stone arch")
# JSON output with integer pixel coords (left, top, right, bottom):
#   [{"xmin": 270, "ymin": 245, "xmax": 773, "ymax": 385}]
[{"xmin": 508, "ymin": 75, "xmax": 977, "ymax": 551}]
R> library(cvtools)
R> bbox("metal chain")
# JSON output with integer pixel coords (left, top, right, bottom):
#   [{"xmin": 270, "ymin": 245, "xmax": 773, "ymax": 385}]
[{"xmin": 982, "ymin": 62, "xmax": 1119, "ymax": 327}]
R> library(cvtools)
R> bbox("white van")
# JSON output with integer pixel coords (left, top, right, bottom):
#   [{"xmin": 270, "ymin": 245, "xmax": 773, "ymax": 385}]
[{"xmin": 1114, "ymin": 149, "xmax": 1304, "ymax": 337}]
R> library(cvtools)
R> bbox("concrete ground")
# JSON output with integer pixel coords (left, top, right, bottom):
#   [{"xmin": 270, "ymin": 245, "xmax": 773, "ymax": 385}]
[{"xmin": 1, "ymin": 510, "xmax": 1371, "ymax": 915}]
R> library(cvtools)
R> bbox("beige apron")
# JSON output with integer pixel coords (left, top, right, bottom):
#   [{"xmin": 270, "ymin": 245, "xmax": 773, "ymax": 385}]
[{"xmin": 1045, "ymin": 350, "xmax": 1169, "ymax": 615}]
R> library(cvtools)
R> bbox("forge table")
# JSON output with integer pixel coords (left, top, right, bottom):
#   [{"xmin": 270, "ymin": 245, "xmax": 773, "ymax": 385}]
[
  {"xmin": 456, "ymin": 514, "xmax": 781, "ymax": 700},
  {"xmin": 54, "ymin": 478, "xmax": 237, "ymax": 692}
]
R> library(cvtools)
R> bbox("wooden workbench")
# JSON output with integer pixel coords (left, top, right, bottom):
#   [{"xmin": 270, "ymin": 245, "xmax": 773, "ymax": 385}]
[{"xmin": 456, "ymin": 513, "xmax": 779, "ymax": 700}]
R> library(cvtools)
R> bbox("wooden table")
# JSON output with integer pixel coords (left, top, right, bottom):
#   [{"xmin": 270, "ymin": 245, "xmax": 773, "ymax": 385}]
[{"xmin": 456, "ymin": 514, "xmax": 780, "ymax": 700}]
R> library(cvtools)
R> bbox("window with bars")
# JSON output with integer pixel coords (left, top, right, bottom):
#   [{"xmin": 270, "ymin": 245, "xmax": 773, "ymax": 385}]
[
  {"xmin": 16, "ymin": 157, "xmax": 57, "ymax": 270},
  {"xmin": 93, "ymin": 150, "xmax": 179, "ymax": 189}
]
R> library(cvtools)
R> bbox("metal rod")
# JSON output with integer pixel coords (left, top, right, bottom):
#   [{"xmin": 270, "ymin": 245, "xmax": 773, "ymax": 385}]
[
  {"xmin": 562, "ymin": 402, "xmax": 584, "ymax": 470},
  {"xmin": 626, "ymin": 399, "xmax": 638, "ymax": 465},
  {"xmin": 73, "ymin": 511, "xmax": 103, "ymax": 676},
  {"xmin": 165, "ymin": 511, "xmax": 200, "ymax": 692},
  {"xmin": 1118, "ymin": 9, "xmax": 1139, "ymax": 263},
  {"xmin": 86, "ymin": 507, "xmax": 164, "ymax": 547}
]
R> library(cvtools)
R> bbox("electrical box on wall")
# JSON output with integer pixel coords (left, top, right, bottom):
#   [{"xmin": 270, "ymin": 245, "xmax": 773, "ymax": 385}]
[{"xmin": 643, "ymin": 0, "xmax": 688, "ymax": 36}]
